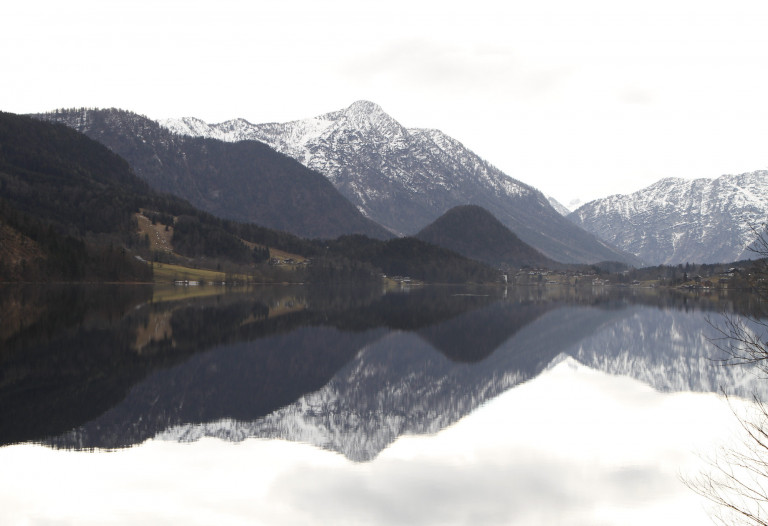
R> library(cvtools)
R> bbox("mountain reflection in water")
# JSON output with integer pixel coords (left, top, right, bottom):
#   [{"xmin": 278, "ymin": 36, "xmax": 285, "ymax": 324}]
[{"xmin": 0, "ymin": 283, "xmax": 764, "ymax": 459}]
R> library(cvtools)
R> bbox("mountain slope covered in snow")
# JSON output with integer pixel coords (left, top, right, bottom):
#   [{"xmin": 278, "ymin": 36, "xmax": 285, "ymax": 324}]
[
  {"xmin": 163, "ymin": 101, "xmax": 637, "ymax": 265},
  {"xmin": 568, "ymin": 172, "xmax": 768, "ymax": 265}
]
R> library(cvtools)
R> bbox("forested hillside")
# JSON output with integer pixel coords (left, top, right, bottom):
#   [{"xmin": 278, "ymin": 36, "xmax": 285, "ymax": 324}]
[
  {"xmin": 0, "ymin": 112, "xmax": 499, "ymax": 285},
  {"xmin": 0, "ymin": 112, "xmax": 152, "ymax": 281},
  {"xmin": 0, "ymin": 112, "xmax": 312, "ymax": 281},
  {"xmin": 416, "ymin": 205, "xmax": 558, "ymax": 269},
  {"xmin": 35, "ymin": 108, "xmax": 392, "ymax": 240}
]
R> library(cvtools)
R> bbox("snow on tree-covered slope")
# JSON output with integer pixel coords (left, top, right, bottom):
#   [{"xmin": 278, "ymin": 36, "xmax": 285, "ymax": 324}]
[
  {"xmin": 162, "ymin": 101, "xmax": 636, "ymax": 265},
  {"xmin": 568, "ymin": 171, "xmax": 768, "ymax": 265}
]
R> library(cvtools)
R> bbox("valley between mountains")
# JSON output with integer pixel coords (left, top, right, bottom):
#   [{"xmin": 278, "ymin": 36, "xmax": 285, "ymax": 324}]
[
  {"xmin": 159, "ymin": 100, "xmax": 632, "ymax": 265},
  {"xmin": 1, "ymin": 101, "xmax": 766, "ymax": 284},
  {"xmin": 159, "ymin": 100, "xmax": 768, "ymax": 269}
]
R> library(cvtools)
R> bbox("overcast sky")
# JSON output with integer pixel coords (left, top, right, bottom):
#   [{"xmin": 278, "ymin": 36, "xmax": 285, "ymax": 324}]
[{"xmin": 4, "ymin": 0, "xmax": 768, "ymax": 206}]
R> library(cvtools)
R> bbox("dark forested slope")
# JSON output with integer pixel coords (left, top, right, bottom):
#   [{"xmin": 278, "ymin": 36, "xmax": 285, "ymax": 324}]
[
  {"xmin": 34, "ymin": 108, "xmax": 392, "ymax": 240},
  {"xmin": 0, "ymin": 112, "xmax": 317, "ymax": 281},
  {"xmin": 416, "ymin": 205, "xmax": 558, "ymax": 269},
  {"xmin": 0, "ymin": 112, "xmax": 153, "ymax": 281}
]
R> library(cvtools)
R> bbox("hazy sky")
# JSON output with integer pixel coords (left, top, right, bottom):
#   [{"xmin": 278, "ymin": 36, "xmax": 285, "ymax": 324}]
[{"xmin": 4, "ymin": 0, "xmax": 768, "ymax": 206}]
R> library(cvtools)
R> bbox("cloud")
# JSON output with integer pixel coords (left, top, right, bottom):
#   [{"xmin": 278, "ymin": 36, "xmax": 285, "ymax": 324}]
[
  {"xmin": 618, "ymin": 87, "xmax": 656, "ymax": 105},
  {"xmin": 339, "ymin": 39, "xmax": 570, "ymax": 102},
  {"xmin": 267, "ymin": 449, "xmax": 680, "ymax": 526}
]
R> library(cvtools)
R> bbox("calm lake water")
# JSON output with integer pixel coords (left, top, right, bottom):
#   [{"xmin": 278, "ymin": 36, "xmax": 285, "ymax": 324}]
[{"xmin": 1, "ymin": 283, "xmax": 766, "ymax": 525}]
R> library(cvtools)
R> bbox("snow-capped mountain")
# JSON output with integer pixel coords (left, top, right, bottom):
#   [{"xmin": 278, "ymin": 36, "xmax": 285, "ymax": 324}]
[
  {"xmin": 32, "ymin": 108, "xmax": 391, "ymax": 240},
  {"xmin": 162, "ymin": 101, "xmax": 636, "ymax": 265},
  {"xmin": 547, "ymin": 196, "xmax": 571, "ymax": 216},
  {"xmin": 568, "ymin": 171, "xmax": 768, "ymax": 265}
]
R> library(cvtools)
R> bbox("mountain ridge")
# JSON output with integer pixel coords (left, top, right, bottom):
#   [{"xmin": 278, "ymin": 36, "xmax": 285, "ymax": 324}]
[
  {"xmin": 568, "ymin": 171, "xmax": 768, "ymax": 265},
  {"xmin": 33, "ymin": 108, "xmax": 392, "ymax": 240},
  {"xmin": 162, "ymin": 101, "xmax": 639, "ymax": 265}
]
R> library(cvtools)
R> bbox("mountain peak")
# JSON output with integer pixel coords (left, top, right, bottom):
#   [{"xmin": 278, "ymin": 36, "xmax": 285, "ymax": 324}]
[
  {"xmin": 416, "ymin": 205, "xmax": 557, "ymax": 269},
  {"xmin": 155, "ymin": 103, "xmax": 636, "ymax": 264},
  {"xmin": 345, "ymin": 100, "xmax": 384, "ymax": 115},
  {"xmin": 332, "ymin": 100, "xmax": 405, "ymax": 137}
]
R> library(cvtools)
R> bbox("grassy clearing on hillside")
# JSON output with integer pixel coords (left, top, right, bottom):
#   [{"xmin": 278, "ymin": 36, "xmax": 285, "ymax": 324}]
[
  {"xmin": 136, "ymin": 213, "xmax": 174, "ymax": 253},
  {"xmin": 268, "ymin": 247, "xmax": 308, "ymax": 263},
  {"xmin": 151, "ymin": 262, "xmax": 234, "ymax": 283},
  {"xmin": 240, "ymin": 239, "xmax": 308, "ymax": 264}
]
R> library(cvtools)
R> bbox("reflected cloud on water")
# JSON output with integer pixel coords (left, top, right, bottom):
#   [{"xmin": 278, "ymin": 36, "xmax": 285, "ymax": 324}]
[
  {"xmin": 0, "ymin": 283, "xmax": 763, "ymax": 457},
  {"xmin": 0, "ymin": 355, "xmax": 736, "ymax": 526},
  {"xmin": 0, "ymin": 283, "xmax": 761, "ymax": 524}
]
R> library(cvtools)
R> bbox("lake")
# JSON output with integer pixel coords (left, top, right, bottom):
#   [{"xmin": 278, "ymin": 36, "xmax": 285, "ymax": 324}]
[{"xmin": 1, "ymin": 283, "xmax": 766, "ymax": 525}]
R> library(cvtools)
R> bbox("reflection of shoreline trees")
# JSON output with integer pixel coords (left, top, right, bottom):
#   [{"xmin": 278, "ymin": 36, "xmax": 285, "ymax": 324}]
[{"xmin": 1, "ymin": 281, "xmax": 765, "ymax": 451}]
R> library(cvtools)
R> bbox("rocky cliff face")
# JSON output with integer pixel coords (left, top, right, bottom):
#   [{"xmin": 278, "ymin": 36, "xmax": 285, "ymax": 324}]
[
  {"xmin": 163, "ymin": 101, "xmax": 637, "ymax": 264},
  {"xmin": 568, "ymin": 171, "xmax": 768, "ymax": 265}
]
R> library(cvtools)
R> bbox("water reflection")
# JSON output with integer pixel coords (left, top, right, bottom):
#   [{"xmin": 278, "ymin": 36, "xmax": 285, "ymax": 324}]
[
  {"xmin": 0, "ymin": 283, "xmax": 765, "ymax": 457},
  {"xmin": 0, "ymin": 357, "xmax": 739, "ymax": 526}
]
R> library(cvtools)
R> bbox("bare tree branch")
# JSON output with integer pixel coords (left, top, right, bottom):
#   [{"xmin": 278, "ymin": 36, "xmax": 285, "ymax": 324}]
[{"xmin": 689, "ymin": 225, "xmax": 768, "ymax": 525}]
